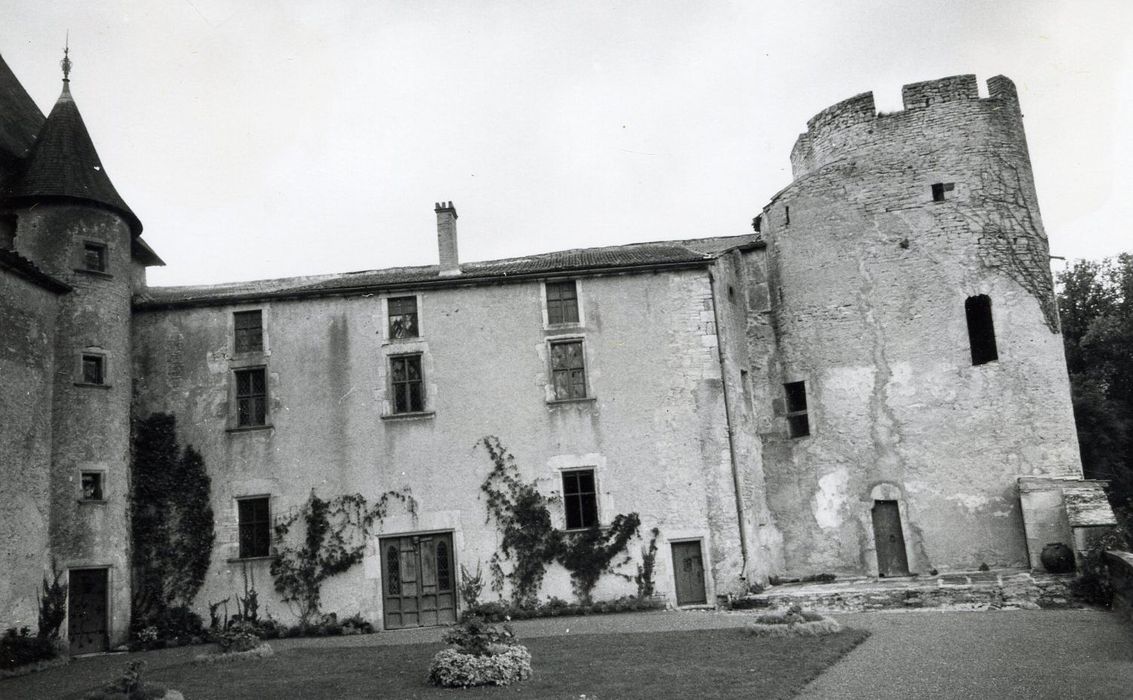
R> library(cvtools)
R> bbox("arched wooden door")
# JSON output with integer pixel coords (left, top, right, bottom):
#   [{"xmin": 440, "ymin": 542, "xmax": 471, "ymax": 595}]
[{"xmin": 380, "ymin": 533, "xmax": 456, "ymax": 629}]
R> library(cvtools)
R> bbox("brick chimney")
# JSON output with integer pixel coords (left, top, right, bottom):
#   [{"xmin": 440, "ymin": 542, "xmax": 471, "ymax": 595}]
[{"xmin": 434, "ymin": 201, "xmax": 460, "ymax": 276}]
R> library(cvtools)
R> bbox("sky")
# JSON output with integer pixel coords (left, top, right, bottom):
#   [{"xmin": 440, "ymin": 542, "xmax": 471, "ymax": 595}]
[{"xmin": 2, "ymin": 0, "xmax": 1130, "ymax": 286}]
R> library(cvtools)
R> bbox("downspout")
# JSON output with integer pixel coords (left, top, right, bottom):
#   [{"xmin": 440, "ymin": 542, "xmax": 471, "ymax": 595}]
[{"xmin": 708, "ymin": 267, "xmax": 750, "ymax": 584}]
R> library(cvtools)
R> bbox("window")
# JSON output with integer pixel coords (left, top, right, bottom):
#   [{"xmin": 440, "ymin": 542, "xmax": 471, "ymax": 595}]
[
  {"xmin": 237, "ymin": 496, "xmax": 271, "ymax": 558},
  {"xmin": 931, "ymin": 182, "xmax": 955, "ymax": 202},
  {"xmin": 784, "ymin": 205, "xmax": 790, "ymax": 225},
  {"xmin": 550, "ymin": 340, "xmax": 587, "ymax": 400},
  {"xmin": 436, "ymin": 541, "xmax": 451, "ymax": 591},
  {"xmin": 235, "ymin": 368, "xmax": 267, "ymax": 427},
  {"xmin": 546, "ymin": 280, "xmax": 579, "ymax": 325},
  {"xmin": 234, "ymin": 310, "xmax": 263, "ymax": 353},
  {"xmin": 965, "ymin": 295, "xmax": 998, "ymax": 365},
  {"xmin": 81, "ymin": 472, "xmax": 104, "ymax": 501},
  {"xmin": 81, "ymin": 354, "xmax": 105, "ymax": 385},
  {"xmin": 562, "ymin": 469, "xmax": 598, "ymax": 530},
  {"xmin": 386, "ymin": 545, "xmax": 401, "ymax": 594},
  {"xmin": 83, "ymin": 242, "xmax": 107, "ymax": 272},
  {"xmin": 784, "ymin": 381, "xmax": 810, "ymax": 438},
  {"xmin": 390, "ymin": 354, "xmax": 424, "ymax": 413},
  {"xmin": 388, "ymin": 296, "xmax": 419, "ymax": 339}
]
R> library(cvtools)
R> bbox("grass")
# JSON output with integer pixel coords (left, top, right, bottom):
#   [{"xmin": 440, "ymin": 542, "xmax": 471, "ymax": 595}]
[{"xmin": 0, "ymin": 627, "xmax": 868, "ymax": 700}]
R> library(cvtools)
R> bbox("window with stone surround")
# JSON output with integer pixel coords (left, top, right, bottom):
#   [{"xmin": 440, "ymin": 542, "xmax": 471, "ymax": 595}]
[
  {"xmin": 82, "ymin": 241, "xmax": 107, "ymax": 272},
  {"xmin": 81, "ymin": 353, "xmax": 105, "ymax": 385},
  {"xmin": 81, "ymin": 471, "xmax": 104, "ymax": 501},
  {"xmin": 931, "ymin": 182, "xmax": 955, "ymax": 202},
  {"xmin": 237, "ymin": 496, "xmax": 271, "ymax": 558},
  {"xmin": 784, "ymin": 381, "xmax": 810, "ymax": 438},
  {"xmin": 550, "ymin": 340, "xmax": 587, "ymax": 400},
  {"xmin": 546, "ymin": 280, "xmax": 579, "ymax": 325},
  {"xmin": 234, "ymin": 310, "xmax": 263, "ymax": 353},
  {"xmin": 390, "ymin": 354, "xmax": 424, "ymax": 413},
  {"xmin": 965, "ymin": 295, "xmax": 998, "ymax": 365},
  {"xmin": 562, "ymin": 469, "xmax": 598, "ymax": 530},
  {"xmin": 235, "ymin": 367, "xmax": 268, "ymax": 427},
  {"xmin": 388, "ymin": 296, "xmax": 419, "ymax": 339}
]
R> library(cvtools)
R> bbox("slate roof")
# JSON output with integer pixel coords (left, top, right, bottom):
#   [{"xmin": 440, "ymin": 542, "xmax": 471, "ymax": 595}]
[
  {"xmin": 0, "ymin": 52, "xmax": 44, "ymax": 167},
  {"xmin": 136, "ymin": 233, "xmax": 762, "ymax": 309},
  {"xmin": 2, "ymin": 82, "xmax": 142, "ymax": 235},
  {"xmin": 0, "ymin": 248, "xmax": 71, "ymax": 294}
]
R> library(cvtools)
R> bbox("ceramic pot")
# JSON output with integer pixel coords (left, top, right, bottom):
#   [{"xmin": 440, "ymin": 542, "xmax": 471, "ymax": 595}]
[{"xmin": 1040, "ymin": 542, "xmax": 1075, "ymax": 573}]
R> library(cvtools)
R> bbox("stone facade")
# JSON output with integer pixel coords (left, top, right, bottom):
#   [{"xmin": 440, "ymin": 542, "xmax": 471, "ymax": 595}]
[{"xmin": 1, "ymin": 62, "xmax": 1092, "ymax": 640}]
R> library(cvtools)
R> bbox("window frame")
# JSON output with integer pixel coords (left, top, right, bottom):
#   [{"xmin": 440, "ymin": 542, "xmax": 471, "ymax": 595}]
[
  {"xmin": 387, "ymin": 295, "xmax": 420, "ymax": 340},
  {"xmin": 233, "ymin": 310, "xmax": 264, "ymax": 354},
  {"xmin": 561, "ymin": 468, "xmax": 599, "ymax": 530},
  {"xmin": 236, "ymin": 495, "xmax": 272, "ymax": 560},
  {"xmin": 80, "ymin": 470, "xmax": 105, "ymax": 502},
  {"xmin": 548, "ymin": 338, "xmax": 589, "ymax": 402},
  {"xmin": 233, "ymin": 366, "xmax": 269, "ymax": 428},
  {"xmin": 75, "ymin": 349, "xmax": 110, "ymax": 388},
  {"xmin": 389, "ymin": 353, "xmax": 426, "ymax": 415},
  {"xmin": 545, "ymin": 280, "xmax": 581, "ymax": 326},
  {"xmin": 784, "ymin": 380, "xmax": 810, "ymax": 439},
  {"xmin": 81, "ymin": 241, "xmax": 108, "ymax": 273}
]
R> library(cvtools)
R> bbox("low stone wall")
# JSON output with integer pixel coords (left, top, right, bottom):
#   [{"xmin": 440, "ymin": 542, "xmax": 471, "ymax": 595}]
[{"xmin": 1104, "ymin": 550, "xmax": 1133, "ymax": 623}]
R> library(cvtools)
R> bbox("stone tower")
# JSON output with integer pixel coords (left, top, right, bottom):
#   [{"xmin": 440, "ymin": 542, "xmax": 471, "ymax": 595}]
[{"xmin": 755, "ymin": 75, "xmax": 1082, "ymax": 576}]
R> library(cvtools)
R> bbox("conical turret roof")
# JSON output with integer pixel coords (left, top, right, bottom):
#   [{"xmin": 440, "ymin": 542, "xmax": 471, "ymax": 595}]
[
  {"xmin": 0, "ymin": 52, "xmax": 45, "ymax": 167},
  {"xmin": 3, "ymin": 79, "xmax": 142, "ymax": 235}
]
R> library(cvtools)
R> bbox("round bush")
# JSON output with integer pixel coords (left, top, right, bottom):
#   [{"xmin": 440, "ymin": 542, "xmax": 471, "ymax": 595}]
[{"xmin": 427, "ymin": 645, "xmax": 532, "ymax": 688}]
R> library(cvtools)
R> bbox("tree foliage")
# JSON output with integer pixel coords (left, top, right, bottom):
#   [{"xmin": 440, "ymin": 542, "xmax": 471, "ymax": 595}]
[
  {"xmin": 131, "ymin": 414, "xmax": 215, "ymax": 625},
  {"xmin": 1057, "ymin": 254, "xmax": 1133, "ymax": 526}
]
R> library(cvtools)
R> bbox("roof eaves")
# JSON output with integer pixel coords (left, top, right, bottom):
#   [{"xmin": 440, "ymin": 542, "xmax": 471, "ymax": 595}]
[{"xmin": 0, "ymin": 249, "xmax": 71, "ymax": 294}]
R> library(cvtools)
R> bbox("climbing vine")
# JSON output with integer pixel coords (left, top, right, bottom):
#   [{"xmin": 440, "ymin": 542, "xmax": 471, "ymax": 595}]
[
  {"xmin": 131, "ymin": 413, "xmax": 215, "ymax": 627},
  {"xmin": 269, "ymin": 488, "xmax": 416, "ymax": 626},
  {"xmin": 476, "ymin": 436, "xmax": 642, "ymax": 606}
]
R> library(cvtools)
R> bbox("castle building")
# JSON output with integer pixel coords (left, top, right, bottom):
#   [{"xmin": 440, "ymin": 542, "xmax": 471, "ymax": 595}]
[{"xmin": 1, "ymin": 51, "xmax": 1102, "ymax": 652}]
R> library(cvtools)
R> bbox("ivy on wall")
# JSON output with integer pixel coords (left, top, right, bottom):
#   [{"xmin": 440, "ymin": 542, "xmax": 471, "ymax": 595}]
[
  {"xmin": 131, "ymin": 414, "xmax": 215, "ymax": 625},
  {"xmin": 269, "ymin": 488, "xmax": 416, "ymax": 626},
  {"xmin": 476, "ymin": 436, "xmax": 641, "ymax": 606}
]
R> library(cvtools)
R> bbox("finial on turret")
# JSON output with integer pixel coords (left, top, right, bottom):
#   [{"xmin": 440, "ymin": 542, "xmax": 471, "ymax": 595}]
[{"xmin": 61, "ymin": 32, "xmax": 72, "ymax": 82}]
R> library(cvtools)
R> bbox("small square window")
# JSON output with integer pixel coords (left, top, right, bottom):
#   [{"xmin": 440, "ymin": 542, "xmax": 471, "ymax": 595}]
[
  {"xmin": 546, "ymin": 281, "xmax": 579, "ymax": 325},
  {"xmin": 390, "ymin": 354, "xmax": 424, "ymax": 413},
  {"xmin": 234, "ymin": 310, "xmax": 263, "ymax": 353},
  {"xmin": 82, "ymin": 354, "xmax": 105, "ymax": 385},
  {"xmin": 931, "ymin": 182, "xmax": 955, "ymax": 202},
  {"xmin": 237, "ymin": 496, "xmax": 271, "ymax": 558},
  {"xmin": 388, "ymin": 296, "xmax": 419, "ymax": 339},
  {"xmin": 563, "ymin": 469, "xmax": 598, "ymax": 530},
  {"xmin": 550, "ymin": 340, "xmax": 587, "ymax": 400},
  {"xmin": 81, "ymin": 472, "xmax": 104, "ymax": 501},
  {"xmin": 784, "ymin": 381, "xmax": 810, "ymax": 438},
  {"xmin": 235, "ymin": 368, "xmax": 267, "ymax": 427},
  {"xmin": 83, "ymin": 242, "xmax": 107, "ymax": 272}
]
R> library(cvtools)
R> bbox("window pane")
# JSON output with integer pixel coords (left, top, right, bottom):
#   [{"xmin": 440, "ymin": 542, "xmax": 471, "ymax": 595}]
[
  {"xmin": 84, "ymin": 244, "xmax": 106, "ymax": 272},
  {"xmin": 238, "ymin": 497, "xmax": 270, "ymax": 558},
  {"xmin": 389, "ymin": 296, "xmax": 419, "ymax": 339},
  {"xmin": 82, "ymin": 355, "xmax": 104, "ymax": 384},
  {"xmin": 547, "ymin": 281, "xmax": 578, "ymax": 324},
  {"xmin": 387, "ymin": 546, "xmax": 401, "ymax": 594},
  {"xmin": 234, "ymin": 311, "xmax": 263, "ymax": 352}
]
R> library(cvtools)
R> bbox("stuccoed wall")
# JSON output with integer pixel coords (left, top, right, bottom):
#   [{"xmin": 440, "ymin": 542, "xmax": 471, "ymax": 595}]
[
  {"xmin": 757, "ymin": 76, "xmax": 1081, "ymax": 577},
  {"xmin": 15, "ymin": 204, "xmax": 136, "ymax": 647},
  {"xmin": 132, "ymin": 267, "xmax": 744, "ymax": 624},
  {"xmin": 0, "ymin": 271, "xmax": 59, "ymax": 630}
]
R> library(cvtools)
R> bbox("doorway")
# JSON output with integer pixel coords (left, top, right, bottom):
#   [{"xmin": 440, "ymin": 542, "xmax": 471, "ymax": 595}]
[
  {"xmin": 68, "ymin": 568, "xmax": 109, "ymax": 655},
  {"xmin": 671, "ymin": 540, "xmax": 707, "ymax": 606},
  {"xmin": 380, "ymin": 532, "xmax": 457, "ymax": 629},
  {"xmin": 872, "ymin": 500, "xmax": 910, "ymax": 577}
]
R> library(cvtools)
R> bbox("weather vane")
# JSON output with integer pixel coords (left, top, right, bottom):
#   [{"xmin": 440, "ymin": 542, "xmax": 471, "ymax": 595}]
[{"xmin": 61, "ymin": 31, "xmax": 71, "ymax": 81}]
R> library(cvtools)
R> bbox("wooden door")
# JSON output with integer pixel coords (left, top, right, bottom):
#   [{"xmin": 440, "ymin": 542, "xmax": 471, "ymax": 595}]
[
  {"xmin": 672, "ymin": 541, "xmax": 707, "ymax": 606},
  {"xmin": 68, "ymin": 569, "xmax": 109, "ymax": 655},
  {"xmin": 872, "ymin": 500, "xmax": 910, "ymax": 577},
  {"xmin": 381, "ymin": 533, "xmax": 456, "ymax": 629}
]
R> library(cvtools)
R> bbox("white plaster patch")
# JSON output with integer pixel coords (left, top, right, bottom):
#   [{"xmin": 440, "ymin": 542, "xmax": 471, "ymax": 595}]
[
  {"xmin": 947, "ymin": 492, "xmax": 993, "ymax": 512},
  {"xmin": 812, "ymin": 468, "xmax": 850, "ymax": 529}
]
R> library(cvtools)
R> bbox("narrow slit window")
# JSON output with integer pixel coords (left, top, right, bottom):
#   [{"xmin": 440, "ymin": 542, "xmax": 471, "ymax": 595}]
[
  {"xmin": 237, "ymin": 496, "xmax": 271, "ymax": 558},
  {"xmin": 388, "ymin": 296, "xmax": 419, "ymax": 339},
  {"xmin": 234, "ymin": 310, "xmax": 263, "ymax": 353},
  {"xmin": 562, "ymin": 469, "xmax": 598, "ymax": 530},
  {"xmin": 546, "ymin": 280, "xmax": 579, "ymax": 325},
  {"xmin": 235, "ymin": 368, "xmax": 267, "ymax": 426},
  {"xmin": 784, "ymin": 381, "xmax": 810, "ymax": 438},
  {"xmin": 436, "ymin": 541, "xmax": 451, "ymax": 591},
  {"xmin": 390, "ymin": 354, "xmax": 424, "ymax": 413},
  {"xmin": 387, "ymin": 545, "xmax": 401, "ymax": 594},
  {"xmin": 81, "ymin": 354, "xmax": 105, "ymax": 385},
  {"xmin": 931, "ymin": 182, "xmax": 955, "ymax": 202},
  {"xmin": 965, "ymin": 295, "xmax": 998, "ymax": 365},
  {"xmin": 784, "ymin": 205, "xmax": 790, "ymax": 225}
]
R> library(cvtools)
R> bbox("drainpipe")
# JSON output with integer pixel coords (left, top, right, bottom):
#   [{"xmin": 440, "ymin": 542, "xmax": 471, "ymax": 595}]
[{"xmin": 708, "ymin": 268, "xmax": 751, "ymax": 584}]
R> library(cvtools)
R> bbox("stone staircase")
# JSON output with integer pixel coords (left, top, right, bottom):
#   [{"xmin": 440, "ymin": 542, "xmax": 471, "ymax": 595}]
[{"xmin": 729, "ymin": 569, "xmax": 1079, "ymax": 613}]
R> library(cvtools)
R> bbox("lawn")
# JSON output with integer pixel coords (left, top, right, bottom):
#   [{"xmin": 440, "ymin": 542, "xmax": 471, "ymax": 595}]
[{"xmin": 1, "ymin": 627, "xmax": 868, "ymax": 699}]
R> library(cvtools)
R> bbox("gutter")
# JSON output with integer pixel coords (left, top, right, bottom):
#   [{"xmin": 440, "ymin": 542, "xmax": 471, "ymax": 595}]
[{"xmin": 707, "ymin": 267, "xmax": 751, "ymax": 583}]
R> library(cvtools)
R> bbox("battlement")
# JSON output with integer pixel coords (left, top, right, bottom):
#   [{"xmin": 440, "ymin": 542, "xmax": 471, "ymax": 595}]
[{"xmin": 790, "ymin": 75, "xmax": 1020, "ymax": 179}]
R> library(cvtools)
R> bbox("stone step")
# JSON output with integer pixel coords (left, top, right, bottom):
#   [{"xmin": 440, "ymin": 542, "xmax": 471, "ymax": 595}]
[{"xmin": 730, "ymin": 570, "xmax": 1079, "ymax": 613}]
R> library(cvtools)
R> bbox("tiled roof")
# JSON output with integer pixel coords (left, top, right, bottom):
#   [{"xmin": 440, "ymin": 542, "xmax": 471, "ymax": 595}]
[
  {"xmin": 0, "ymin": 52, "xmax": 44, "ymax": 167},
  {"xmin": 2, "ymin": 82, "xmax": 142, "ymax": 235},
  {"xmin": 0, "ymin": 248, "xmax": 71, "ymax": 294},
  {"xmin": 135, "ymin": 233, "xmax": 761, "ymax": 308}
]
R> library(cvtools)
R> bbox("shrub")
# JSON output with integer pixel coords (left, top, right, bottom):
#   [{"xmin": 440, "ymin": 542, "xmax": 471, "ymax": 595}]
[
  {"xmin": 193, "ymin": 643, "xmax": 274, "ymax": 665},
  {"xmin": 1071, "ymin": 528, "xmax": 1129, "ymax": 606},
  {"xmin": 38, "ymin": 569, "xmax": 68, "ymax": 641},
  {"xmin": 84, "ymin": 661, "xmax": 168, "ymax": 700},
  {"xmin": 340, "ymin": 613, "xmax": 374, "ymax": 635},
  {"xmin": 1, "ymin": 627, "xmax": 57, "ymax": 670},
  {"xmin": 428, "ymin": 645, "xmax": 532, "ymax": 688},
  {"xmin": 463, "ymin": 594, "xmax": 665, "ymax": 623},
  {"xmin": 442, "ymin": 616, "xmax": 517, "ymax": 657},
  {"xmin": 745, "ymin": 606, "xmax": 842, "ymax": 638},
  {"xmin": 215, "ymin": 622, "xmax": 261, "ymax": 653}
]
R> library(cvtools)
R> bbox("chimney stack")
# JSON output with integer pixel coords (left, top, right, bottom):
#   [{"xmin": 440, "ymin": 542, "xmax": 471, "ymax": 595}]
[{"xmin": 434, "ymin": 201, "xmax": 460, "ymax": 276}]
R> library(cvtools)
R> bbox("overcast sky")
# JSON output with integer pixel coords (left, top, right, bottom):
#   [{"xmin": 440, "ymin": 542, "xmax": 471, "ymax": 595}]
[{"xmin": 4, "ymin": 1, "xmax": 1130, "ymax": 286}]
